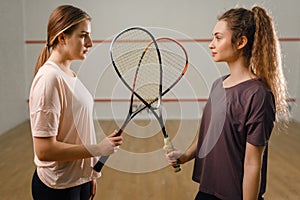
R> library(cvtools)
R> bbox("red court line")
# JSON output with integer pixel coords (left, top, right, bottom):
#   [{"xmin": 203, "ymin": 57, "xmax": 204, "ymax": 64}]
[
  {"xmin": 278, "ymin": 38, "xmax": 300, "ymax": 42},
  {"xmin": 94, "ymin": 98, "xmax": 208, "ymax": 102},
  {"xmin": 287, "ymin": 98, "xmax": 296, "ymax": 102},
  {"xmin": 25, "ymin": 38, "xmax": 300, "ymax": 44},
  {"xmin": 94, "ymin": 98, "xmax": 296, "ymax": 103},
  {"xmin": 26, "ymin": 98, "xmax": 296, "ymax": 103}
]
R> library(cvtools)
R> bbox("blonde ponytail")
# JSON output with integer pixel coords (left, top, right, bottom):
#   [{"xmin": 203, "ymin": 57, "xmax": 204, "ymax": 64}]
[
  {"xmin": 251, "ymin": 6, "xmax": 288, "ymax": 120},
  {"xmin": 34, "ymin": 45, "xmax": 51, "ymax": 76}
]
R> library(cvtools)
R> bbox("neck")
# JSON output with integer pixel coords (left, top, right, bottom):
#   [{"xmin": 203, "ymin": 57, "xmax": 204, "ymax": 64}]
[
  {"xmin": 223, "ymin": 57, "xmax": 255, "ymax": 87},
  {"xmin": 48, "ymin": 51, "xmax": 72, "ymax": 75},
  {"xmin": 228, "ymin": 56, "xmax": 253, "ymax": 79}
]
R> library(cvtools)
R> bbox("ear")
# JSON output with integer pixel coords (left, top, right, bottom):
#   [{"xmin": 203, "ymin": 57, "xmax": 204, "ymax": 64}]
[
  {"xmin": 236, "ymin": 36, "xmax": 248, "ymax": 50},
  {"xmin": 57, "ymin": 33, "xmax": 66, "ymax": 45}
]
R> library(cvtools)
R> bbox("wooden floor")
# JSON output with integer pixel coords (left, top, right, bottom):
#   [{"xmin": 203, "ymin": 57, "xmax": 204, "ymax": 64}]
[{"xmin": 0, "ymin": 120, "xmax": 299, "ymax": 200}]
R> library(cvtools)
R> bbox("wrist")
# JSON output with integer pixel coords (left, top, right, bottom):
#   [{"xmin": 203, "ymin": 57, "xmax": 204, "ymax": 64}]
[
  {"xmin": 177, "ymin": 154, "xmax": 187, "ymax": 164},
  {"xmin": 85, "ymin": 144, "xmax": 100, "ymax": 157}
]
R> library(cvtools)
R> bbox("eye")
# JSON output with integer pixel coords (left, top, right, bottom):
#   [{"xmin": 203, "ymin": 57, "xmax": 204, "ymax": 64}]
[
  {"xmin": 215, "ymin": 35, "xmax": 222, "ymax": 40},
  {"xmin": 80, "ymin": 32, "xmax": 91, "ymax": 39}
]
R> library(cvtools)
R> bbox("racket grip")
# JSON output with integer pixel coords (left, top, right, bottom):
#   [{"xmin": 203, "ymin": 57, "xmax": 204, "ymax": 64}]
[
  {"xmin": 93, "ymin": 155, "xmax": 109, "ymax": 172},
  {"xmin": 93, "ymin": 129, "xmax": 123, "ymax": 172},
  {"xmin": 164, "ymin": 137, "xmax": 181, "ymax": 172}
]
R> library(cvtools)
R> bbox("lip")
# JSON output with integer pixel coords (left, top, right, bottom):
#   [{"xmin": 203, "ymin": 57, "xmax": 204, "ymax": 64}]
[
  {"xmin": 83, "ymin": 49, "xmax": 89, "ymax": 54},
  {"xmin": 212, "ymin": 52, "xmax": 217, "ymax": 57}
]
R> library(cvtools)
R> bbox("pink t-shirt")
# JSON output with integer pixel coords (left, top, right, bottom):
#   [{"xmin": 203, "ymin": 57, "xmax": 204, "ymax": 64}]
[{"xmin": 29, "ymin": 61, "xmax": 100, "ymax": 189}]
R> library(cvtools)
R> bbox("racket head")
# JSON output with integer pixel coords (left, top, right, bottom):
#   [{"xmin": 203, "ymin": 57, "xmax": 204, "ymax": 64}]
[
  {"xmin": 110, "ymin": 27, "xmax": 162, "ymax": 109},
  {"xmin": 155, "ymin": 37, "xmax": 189, "ymax": 96}
]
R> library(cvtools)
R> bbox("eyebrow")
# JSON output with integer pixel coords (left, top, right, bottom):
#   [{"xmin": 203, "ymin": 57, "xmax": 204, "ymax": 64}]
[
  {"xmin": 80, "ymin": 30, "xmax": 90, "ymax": 34},
  {"xmin": 213, "ymin": 32, "xmax": 223, "ymax": 36}
]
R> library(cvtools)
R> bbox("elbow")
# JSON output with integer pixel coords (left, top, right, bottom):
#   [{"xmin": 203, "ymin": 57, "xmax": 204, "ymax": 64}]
[
  {"xmin": 35, "ymin": 149, "xmax": 52, "ymax": 161},
  {"xmin": 33, "ymin": 137, "xmax": 56, "ymax": 161}
]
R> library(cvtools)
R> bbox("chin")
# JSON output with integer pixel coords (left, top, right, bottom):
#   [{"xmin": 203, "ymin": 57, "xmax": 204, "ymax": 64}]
[
  {"xmin": 213, "ymin": 57, "xmax": 225, "ymax": 62},
  {"xmin": 213, "ymin": 58, "xmax": 220, "ymax": 62},
  {"xmin": 78, "ymin": 55, "xmax": 86, "ymax": 60}
]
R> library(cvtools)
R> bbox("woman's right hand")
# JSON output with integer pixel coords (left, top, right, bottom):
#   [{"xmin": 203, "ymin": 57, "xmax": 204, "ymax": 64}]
[
  {"xmin": 163, "ymin": 146, "xmax": 183, "ymax": 166},
  {"xmin": 97, "ymin": 131, "xmax": 123, "ymax": 156}
]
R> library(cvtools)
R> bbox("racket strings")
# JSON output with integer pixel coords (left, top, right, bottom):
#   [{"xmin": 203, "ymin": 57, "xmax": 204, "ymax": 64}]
[
  {"xmin": 111, "ymin": 29, "xmax": 154, "ymax": 85},
  {"xmin": 114, "ymin": 37, "xmax": 162, "ymax": 103},
  {"xmin": 160, "ymin": 49, "xmax": 187, "ymax": 90},
  {"xmin": 135, "ymin": 60, "xmax": 160, "ymax": 105},
  {"xmin": 135, "ymin": 83, "xmax": 160, "ymax": 107},
  {"xmin": 114, "ymin": 49, "xmax": 145, "ymax": 85},
  {"xmin": 111, "ymin": 29, "xmax": 188, "ymax": 107}
]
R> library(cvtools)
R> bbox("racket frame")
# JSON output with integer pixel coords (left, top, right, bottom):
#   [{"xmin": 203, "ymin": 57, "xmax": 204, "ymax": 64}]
[{"xmin": 93, "ymin": 27, "xmax": 188, "ymax": 172}]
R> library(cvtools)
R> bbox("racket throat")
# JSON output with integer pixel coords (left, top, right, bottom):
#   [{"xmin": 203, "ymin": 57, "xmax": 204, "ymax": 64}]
[{"xmin": 161, "ymin": 126, "xmax": 168, "ymax": 138}]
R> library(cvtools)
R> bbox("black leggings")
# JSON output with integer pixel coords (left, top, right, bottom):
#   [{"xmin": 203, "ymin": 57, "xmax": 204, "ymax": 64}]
[
  {"xmin": 195, "ymin": 191, "xmax": 220, "ymax": 200},
  {"xmin": 32, "ymin": 170, "xmax": 92, "ymax": 200},
  {"xmin": 195, "ymin": 191, "xmax": 265, "ymax": 200}
]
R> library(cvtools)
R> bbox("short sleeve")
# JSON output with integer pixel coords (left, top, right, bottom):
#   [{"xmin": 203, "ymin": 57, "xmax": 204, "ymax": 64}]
[
  {"xmin": 29, "ymin": 70, "xmax": 62, "ymax": 137},
  {"xmin": 246, "ymin": 88, "xmax": 275, "ymax": 146}
]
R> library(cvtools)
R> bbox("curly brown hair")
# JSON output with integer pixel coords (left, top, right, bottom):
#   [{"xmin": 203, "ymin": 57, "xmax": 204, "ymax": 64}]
[{"xmin": 218, "ymin": 6, "xmax": 288, "ymax": 120}]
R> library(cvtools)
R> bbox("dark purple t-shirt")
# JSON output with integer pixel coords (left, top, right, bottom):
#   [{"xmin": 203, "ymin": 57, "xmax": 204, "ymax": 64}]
[{"xmin": 192, "ymin": 76, "xmax": 275, "ymax": 200}]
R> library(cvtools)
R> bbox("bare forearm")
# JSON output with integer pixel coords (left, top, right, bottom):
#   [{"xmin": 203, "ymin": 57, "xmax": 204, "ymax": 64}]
[
  {"xmin": 34, "ymin": 132, "xmax": 122, "ymax": 162},
  {"xmin": 34, "ymin": 138, "xmax": 94, "ymax": 161},
  {"xmin": 243, "ymin": 164, "xmax": 261, "ymax": 200},
  {"xmin": 243, "ymin": 142, "xmax": 265, "ymax": 200},
  {"xmin": 178, "ymin": 138, "xmax": 198, "ymax": 164}
]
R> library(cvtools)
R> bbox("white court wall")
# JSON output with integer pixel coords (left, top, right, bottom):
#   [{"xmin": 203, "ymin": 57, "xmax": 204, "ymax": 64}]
[
  {"xmin": 1, "ymin": 0, "xmax": 298, "ymax": 132},
  {"xmin": 23, "ymin": 0, "xmax": 300, "ymax": 120},
  {"xmin": 0, "ymin": 0, "xmax": 27, "ymax": 135}
]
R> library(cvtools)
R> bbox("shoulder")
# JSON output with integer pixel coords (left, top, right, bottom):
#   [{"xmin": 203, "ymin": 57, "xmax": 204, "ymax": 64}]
[
  {"xmin": 34, "ymin": 63, "xmax": 63, "ymax": 82},
  {"xmin": 246, "ymin": 79, "xmax": 273, "ymax": 100},
  {"xmin": 31, "ymin": 63, "xmax": 63, "ymax": 90},
  {"xmin": 211, "ymin": 75, "xmax": 228, "ymax": 89},
  {"xmin": 37, "ymin": 62, "xmax": 61, "ymax": 78},
  {"xmin": 246, "ymin": 79, "xmax": 275, "ymax": 113}
]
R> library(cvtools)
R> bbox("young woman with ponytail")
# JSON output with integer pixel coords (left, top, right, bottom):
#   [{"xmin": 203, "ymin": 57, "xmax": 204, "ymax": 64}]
[
  {"xmin": 165, "ymin": 6, "xmax": 288, "ymax": 200},
  {"xmin": 29, "ymin": 5, "xmax": 122, "ymax": 200}
]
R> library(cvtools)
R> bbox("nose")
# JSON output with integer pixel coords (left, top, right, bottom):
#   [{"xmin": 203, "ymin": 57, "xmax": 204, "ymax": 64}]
[
  {"xmin": 86, "ymin": 35, "xmax": 93, "ymax": 48},
  {"xmin": 208, "ymin": 40, "xmax": 214, "ymax": 49}
]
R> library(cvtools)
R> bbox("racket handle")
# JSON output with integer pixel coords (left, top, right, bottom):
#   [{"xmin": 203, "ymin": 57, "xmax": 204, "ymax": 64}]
[
  {"xmin": 93, "ymin": 155, "xmax": 109, "ymax": 172},
  {"xmin": 116, "ymin": 129, "xmax": 123, "ymax": 136},
  {"xmin": 164, "ymin": 137, "xmax": 181, "ymax": 172},
  {"xmin": 93, "ymin": 129, "xmax": 123, "ymax": 172}
]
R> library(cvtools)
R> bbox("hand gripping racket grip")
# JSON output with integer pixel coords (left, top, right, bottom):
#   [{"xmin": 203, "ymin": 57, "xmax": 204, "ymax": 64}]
[
  {"xmin": 93, "ymin": 129, "xmax": 123, "ymax": 172},
  {"xmin": 164, "ymin": 137, "xmax": 181, "ymax": 172}
]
